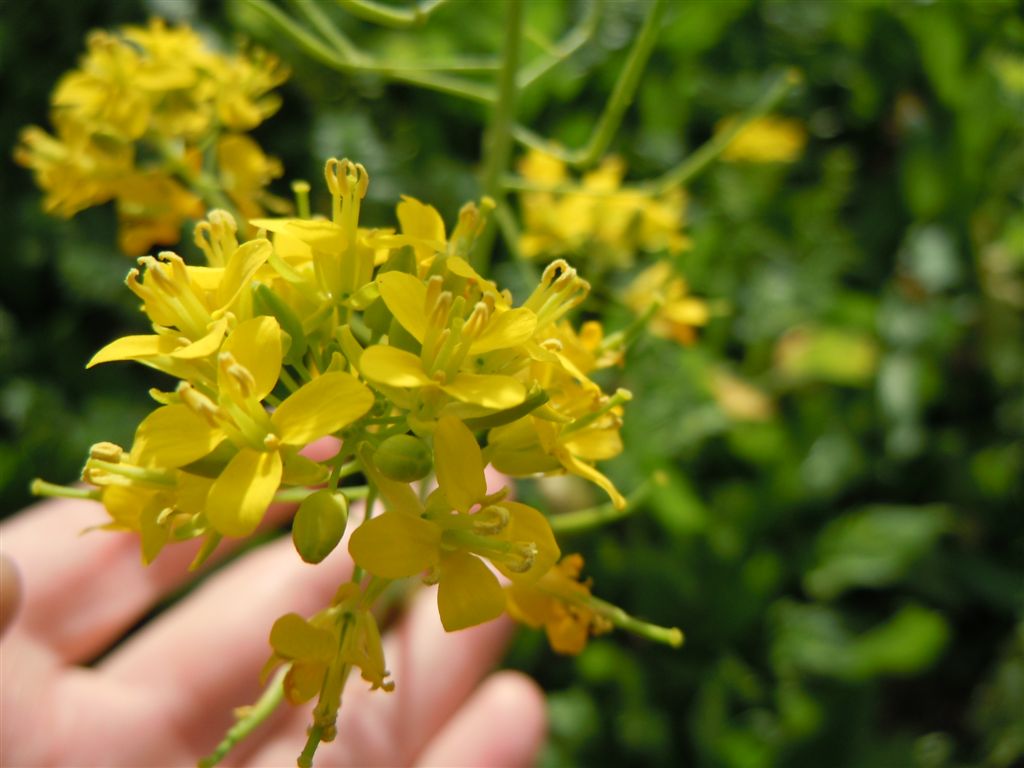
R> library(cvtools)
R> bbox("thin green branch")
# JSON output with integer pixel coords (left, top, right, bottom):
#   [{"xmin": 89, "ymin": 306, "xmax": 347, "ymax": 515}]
[
  {"xmin": 471, "ymin": 0, "xmax": 524, "ymax": 273},
  {"xmin": 244, "ymin": 0, "xmax": 495, "ymax": 103},
  {"xmin": 335, "ymin": 0, "xmax": 449, "ymax": 29},
  {"xmin": 198, "ymin": 667, "xmax": 287, "ymax": 768},
  {"xmin": 639, "ymin": 68, "xmax": 802, "ymax": 194},
  {"xmin": 548, "ymin": 474, "xmax": 660, "ymax": 535},
  {"xmin": 517, "ymin": 1, "xmax": 600, "ymax": 89},
  {"xmin": 289, "ymin": 0, "xmax": 367, "ymax": 64},
  {"xmin": 503, "ymin": 69, "xmax": 800, "ymax": 196},
  {"xmin": 512, "ymin": 0, "xmax": 666, "ymax": 168}
]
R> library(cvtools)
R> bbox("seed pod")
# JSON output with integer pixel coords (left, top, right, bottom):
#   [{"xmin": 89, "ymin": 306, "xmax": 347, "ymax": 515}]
[
  {"xmin": 292, "ymin": 489, "xmax": 349, "ymax": 564},
  {"xmin": 374, "ymin": 434, "xmax": 433, "ymax": 482}
]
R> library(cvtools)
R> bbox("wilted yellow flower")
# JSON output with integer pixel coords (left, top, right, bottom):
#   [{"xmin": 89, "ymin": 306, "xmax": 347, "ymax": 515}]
[
  {"xmin": 506, "ymin": 553, "xmax": 612, "ymax": 655},
  {"xmin": 719, "ymin": 115, "xmax": 807, "ymax": 163}
]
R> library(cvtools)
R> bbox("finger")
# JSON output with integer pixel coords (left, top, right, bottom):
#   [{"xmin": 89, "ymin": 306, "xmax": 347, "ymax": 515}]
[
  {"xmin": 414, "ymin": 671, "xmax": 546, "ymax": 768},
  {"xmin": 247, "ymin": 585, "xmax": 515, "ymax": 767},
  {"xmin": 97, "ymin": 523, "xmax": 354, "ymax": 750},
  {"xmin": 1, "ymin": 439, "xmax": 340, "ymax": 663},
  {"xmin": 0, "ymin": 553, "xmax": 22, "ymax": 636}
]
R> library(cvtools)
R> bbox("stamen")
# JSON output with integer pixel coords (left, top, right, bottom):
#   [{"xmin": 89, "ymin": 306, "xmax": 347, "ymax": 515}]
[{"xmin": 88, "ymin": 441, "xmax": 123, "ymax": 463}]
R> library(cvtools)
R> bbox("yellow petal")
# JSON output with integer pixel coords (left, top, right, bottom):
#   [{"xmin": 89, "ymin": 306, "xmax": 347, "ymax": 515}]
[
  {"xmin": 446, "ymin": 256, "xmax": 500, "ymax": 295},
  {"xmin": 206, "ymin": 448, "xmax": 282, "ymax": 537},
  {"xmin": 269, "ymin": 613, "xmax": 336, "ymax": 661},
  {"xmin": 170, "ymin": 317, "xmax": 228, "ymax": 360},
  {"xmin": 444, "ymin": 373, "xmax": 525, "ymax": 410},
  {"xmin": 87, "ymin": 334, "xmax": 179, "ymax": 367},
  {"xmin": 397, "ymin": 195, "xmax": 446, "ymax": 261},
  {"xmin": 558, "ymin": 449, "xmax": 626, "ymax": 510},
  {"xmin": 498, "ymin": 501, "xmax": 561, "ymax": 582},
  {"xmin": 272, "ymin": 371, "xmax": 374, "ymax": 445},
  {"xmin": 437, "ymin": 551, "xmax": 505, "ymax": 631},
  {"xmin": 133, "ymin": 405, "xmax": 225, "ymax": 468},
  {"xmin": 250, "ymin": 218, "xmax": 346, "ymax": 251},
  {"xmin": 469, "ymin": 308, "xmax": 537, "ymax": 354},
  {"xmin": 377, "ymin": 271, "xmax": 427, "ymax": 343},
  {"xmin": 361, "ymin": 345, "xmax": 431, "ymax": 387},
  {"xmin": 348, "ymin": 511, "xmax": 441, "ymax": 578},
  {"xmin": 221, "ymin": 316, "xmax": 282, "ymax": 401},
  {"xmin": 434, "ymin": 415, "xmax": 485, "ymax": 513},
  {"xmin": 284, "ymin": 661, "xmax": 328, "ymax": 704},
  {"xmin": 217, "ymin": 238, "xmax": 272, "ymax": 310},
  {"xmin": 139, "ymin": 500, "xmax": 169, "ymax": 565}
]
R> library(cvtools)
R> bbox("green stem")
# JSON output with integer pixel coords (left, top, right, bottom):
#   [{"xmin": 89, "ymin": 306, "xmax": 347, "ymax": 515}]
[
  {"xmin": 244, "ymin": 0, "xmax": 495, "ymax": 103},
  {"xmin": 640, "ymin": 68, "xmax": 801, "ymax": 194},
  {"xmin": 290, "ymin": 0, "xmax": 366, "ymax": 64},
  {"xmin": 30, "ymin": 479, "xmax": 101, "ymax": 501},
  {"xmin": 512, "ymin": 0, "xmax": 666, "ymax": 169},
  {"xmin": 584, "ymin": 593, "xmax": 684, "ymax": 648},
  {"xmin": 198, "ymin": 667, "xmax": 287, "ymax": 768},
  {"xmin": 471, "ymin": 0, "xmax": 523, "ymax": 273},
  {"xmin": 273, "ymin": 484, "xmax": 369, "ymax": 504},
  {"xmin": 297, "ymin": 724, "xmax": 324, "ymax": 768},
  {"xmin": 517, "ymin": 1, "xmax": 600, "ymax": 89},
  {"xmin": 337, "ymin": 0, "xmax": 449, "ymax": 28},
  {"xmin": 548, "ymin": 475, "xmax": 658, "ymax": 535}
]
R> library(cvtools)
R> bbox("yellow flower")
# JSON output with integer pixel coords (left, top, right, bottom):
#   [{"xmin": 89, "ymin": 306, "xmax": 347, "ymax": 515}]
[
  {"xmin": 506, "ymin": 554, "xmax": 612, "ymax": 655},
  {"xmin": 359, "ymin": 269, "xmax": 535, "ymax": 413},
  {"xmin": 624, "ymin": 261, "xmax": 709, "ymax": 345},
  {"xmin": 252, "ymin": 159, "xmax": 376, "ymax": 302},
  {"xmin": 115, "ymin": 172, "xmax": 204, "ymax": 256},
  {"xmin": 350, "ymin": 416, "xmax": 560, "ymax": 631},
  {"xmin": 87, "ymin": 225, "xmax": 272, "ymax": 373},
  {"xmin": 719, "ymin": 115, "xmax": 807, "ymax": 163},
  {"xmin": 517, "ymin": 150, "xmax": 690, "ymax": 264},
  {"xmin": 14, "ymin": 123, "xmax": 133, "ymax": 218},
  {"xmin": 15, "ymin": 18, "xmax": 289, "ymax": 254},
  {"xmin": 216, "ymin": 133, "xmax": 288, "ymax": 222}
]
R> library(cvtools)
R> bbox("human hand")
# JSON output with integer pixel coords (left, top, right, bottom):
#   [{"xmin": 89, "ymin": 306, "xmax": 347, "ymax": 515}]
[{"xmin": 0, "ymin": 491, "xmax": 546, "ymax": 767}]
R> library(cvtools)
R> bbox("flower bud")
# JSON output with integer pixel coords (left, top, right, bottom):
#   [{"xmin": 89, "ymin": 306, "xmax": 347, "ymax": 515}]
[
  {"xmin": 292, "ymin": 490, "xmax": 349, "ymax": 564},
  {"xmin": 373, "ymin": 434, "xmax": 433, "ymax": 482}
]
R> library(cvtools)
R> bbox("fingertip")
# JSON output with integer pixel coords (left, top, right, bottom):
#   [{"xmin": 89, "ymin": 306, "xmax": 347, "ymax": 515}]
[{"xmin": 414, "ymin": 670, "xmax": 547, "ymax": 768}]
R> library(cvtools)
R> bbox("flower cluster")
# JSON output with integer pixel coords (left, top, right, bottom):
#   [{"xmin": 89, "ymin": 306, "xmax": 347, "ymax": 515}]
[
  {"xmin": 51, "ymin": 158, "xmax": 681, "ymax": 758},
  {"xmin": 516, "ymin": 149, "xmax": 690, "ymax": 266},
  {"xmin": 14, "ymin": 19, "xmax": 288, "ymax": 255}
]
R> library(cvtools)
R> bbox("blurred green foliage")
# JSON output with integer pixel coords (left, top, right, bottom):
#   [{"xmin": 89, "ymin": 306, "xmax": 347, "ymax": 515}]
[{"xmin": 3, "ymin": 1, "xmax": 1022, "ymax": 767}]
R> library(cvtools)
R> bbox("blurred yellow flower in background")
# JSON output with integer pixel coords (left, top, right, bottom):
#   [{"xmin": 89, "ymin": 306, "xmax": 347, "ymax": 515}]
[
  {"xmin": 517, "ymin": 150, "xmax": 690, "ymax": 266},
  {"xmin": 14, "ymin": 18, "xmax": 288, "ymax": 255},
  {"xmin": 719, "ymin": 115, "xmax": 807, "ymax": 163}
]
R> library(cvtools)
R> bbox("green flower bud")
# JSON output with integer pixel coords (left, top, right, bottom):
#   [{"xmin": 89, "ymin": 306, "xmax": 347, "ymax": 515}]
[
  {"xmin": 374, "ymin": 434, "xmax": 433, "ymax": 482},
  {"xmin": 292, "ymin": 489, "xmax": 349, "ymax": 564}
]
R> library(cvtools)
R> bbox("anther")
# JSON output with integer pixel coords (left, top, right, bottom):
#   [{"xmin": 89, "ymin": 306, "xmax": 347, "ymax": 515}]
[
  {"xmin": 472, "ymin": 504, "xmax": 510, "ymax": 535},
  {"xmin": 505, "ymin": 542, "xmax": 538, "ymax": 574},
  {"xmin": 88, "ymin": 442, "xmax": 123, "ymax": 463}
]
